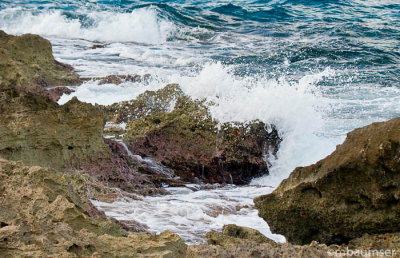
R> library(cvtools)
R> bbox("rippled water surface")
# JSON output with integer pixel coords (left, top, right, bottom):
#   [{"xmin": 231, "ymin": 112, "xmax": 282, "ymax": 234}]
[{"xmin": 1, "ymin": 0, "xmax": 399, "ymax": 244}]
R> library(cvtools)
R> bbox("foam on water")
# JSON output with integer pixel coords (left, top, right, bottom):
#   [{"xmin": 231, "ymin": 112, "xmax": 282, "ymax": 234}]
[
  {"xmin": 60, "ymin": 62, "xmax": 337, "ymax": 180},
  {"xmin": 92, "ymin": 185, "xmax": 286, "ymax": 244},
  {"xmin": 0, "ymin": 7, "xmax": 176, "ymax": 44}
]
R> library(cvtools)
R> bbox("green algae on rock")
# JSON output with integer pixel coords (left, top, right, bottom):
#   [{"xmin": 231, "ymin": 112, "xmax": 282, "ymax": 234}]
[
  {"xmin": 0, "ymin": 86, "xmax": 172, "ymax": 195},
  {"xmin": 0, "ymin": 86, "xmax": 107, "ymax": 170},
  {"xmin": 0, "ymin": 30, "xmax": 80, "ymax": 95},
  {"xmin": 0, "ymin": 159, "xmax": 187, "ymax": 257},
  {"xmin": 106, "ymin": 83, "xmax": 184, "ymax": 124},
  {"xmin": 254, "ymin": 117, "xmax": 400, "ymax": 245},
  {"xmin": 206, "ymin": 224, "xmax": 278, "ymax": 247},
  {"xmin": 120, "ymin": 85, "xmax": 281, "ymax": 185}
]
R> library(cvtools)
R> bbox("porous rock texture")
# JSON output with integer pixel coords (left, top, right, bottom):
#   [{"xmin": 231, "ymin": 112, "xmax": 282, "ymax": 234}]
[
  {"xmin": 254, "ymin": 117, "xmax": 400, "ymax": 245},
  {"xmin": 0, "ymin": 30, "xmax": 80, "ymax": 100},
  {"xmin": 106, "ymin": 83, "xmax": 184, "ymax": 124},
  {"xmin": 188, "ymin": 225, "xmax": 334, "ymax": 258},
  {"xmin": 0, "ymin": 159, "xmax": 187, "ymax": 257},
  {"xmin": 188, "ymin": 225, "xmax": 400, "ymax": 258},
  {"xmin": 117, "ymin": 85, "xmax": 281, "ymax": 185},
  {"xmin": 0, "ymin": 86, "xmax": 106, "ymax": 169},
  {"xmin": 0, "ymin": 86, "xmax": 169, "ymax": 195}
]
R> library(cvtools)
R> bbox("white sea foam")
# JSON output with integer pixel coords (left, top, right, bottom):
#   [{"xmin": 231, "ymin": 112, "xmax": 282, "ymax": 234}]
[
  {"xmin": 92, "ymin": 185, "xmax": 286, "ymax": 244},
  {"xmin": 174, "ymin": 63, "xmax": 337, "ymax": 181},
  {"xmin": 60, "ymin": 61, "xmax": 339, "ymax": 181},
  {"xmin": 58, "ymin": 79, "xmax": 165, "ymax": 105},
  {"xmin": 0, "ymin": 7, "xmax": 176, "ymax": 44},
  {"xmin": 56, "ymin": 58, "xmax": 400, "ymax": 243}
]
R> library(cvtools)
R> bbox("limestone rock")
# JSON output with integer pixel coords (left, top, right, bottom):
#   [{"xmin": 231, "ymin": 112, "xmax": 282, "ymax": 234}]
[
  {"xmin": 83, "ymin": 138, "xmax": 170, "ymax": 195},
  {"xmin": 0, "ymin": 86, "xmax": 174, "ymax": 195},
  {"xmin": 0, "ymin": 30, "xmax": 80, "ymax": 95},
  {"xmin": 106, "ymin": 83, "xmax": 183, "ymax": 124},
  {"xmin": 0, "ymin": 86, "xmax": 107, "ymax": 169},
  {"xmin": 348, "ymin": 233, "xmax": 400, "ymax": 255},
  {"xmin": 206, "ymin": 224, "xmax": 278, "ymax": 247},
  {"xmin": 188, "ymin": 225, "xmax": 333, "ymax": 258},
  {"xmin": 122, "ymin": 87, "xmax": 281, "ymax": 185},
  {"xmin": 97, "ymin": 74, "xmax": 151, "ymax": 86},
  {"xmin": 0, "ymin": 159, "xmax": 187, "ymax": 257},
  {"xmin": 254, "ymin": 117, "xmax": 400, "ymax": 245}
]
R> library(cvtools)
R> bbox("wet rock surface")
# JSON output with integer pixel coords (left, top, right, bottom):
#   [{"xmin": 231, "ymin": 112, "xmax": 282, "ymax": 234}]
[
  {"xmin": 106, "ymin": 83, "xmax": 183, "ymax": 124},
  {"xmin": 83, "ymin": 138, "xmax": 172, "ymax": 196},
  {"xmin": 255, "ymin": 117, "xmax": 400, "ymax": 245},
  {"xmin": 116, "ymin": 85, "xmax": 281, "ymax": 185},
  {"xmin": 206, "ymin": 224, "xmax": 279, "ymax": 247},
  {"xmin": 0, "ymin": 159, "xmax": 187, "ymax": 257},
  {"xmin": 0, "ymin": 86, "xmax": 174, "ymax": 196},
  {"xmin": 97, "ymin": 74, "xmax": 151, "ymax": 86},
  {"xmin": 46, "ymin": 86, "xmax": 75, "ymax": 101},
  {"xmin": 0, "ymin": 30, "xmax": 81, "ymax": 98}
]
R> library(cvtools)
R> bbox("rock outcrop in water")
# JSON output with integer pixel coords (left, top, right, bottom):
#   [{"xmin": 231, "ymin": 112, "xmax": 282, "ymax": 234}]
[
  {"xmin": 0, "ymin": 31, "xmax": 183, "ymax": 195},
  {"xmin": 254, "ymin": 117, "xmax": 400, "ymax": 245},
  {"xmin": 106, "ymin": 84, "xmax": 184, "ymax": 124},
  {"xmin": 112, "ymin": 85, "xmax": 282, "ymax": 185},
  {"xmin": 0, "ymin": 86, "xmax": 171, "ymax": 195},
  {"xmin": 0, "ymin": 159, "xmax": 187, "ymax": 257},
  {"xmin": 0, "ymin": 30, "xmax": 80, "ymax": 100}
]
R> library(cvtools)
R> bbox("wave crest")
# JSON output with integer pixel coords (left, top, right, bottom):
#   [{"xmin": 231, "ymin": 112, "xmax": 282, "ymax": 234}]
[{"xmin": 0, "ymin": 7, "xmax": 176, "ymax": 44}]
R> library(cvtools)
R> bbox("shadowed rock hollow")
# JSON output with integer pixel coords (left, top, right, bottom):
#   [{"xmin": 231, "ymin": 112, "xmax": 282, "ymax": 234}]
[{"xmin": 255, "ymin": 117, "xmax": 400, "ymax": 245}]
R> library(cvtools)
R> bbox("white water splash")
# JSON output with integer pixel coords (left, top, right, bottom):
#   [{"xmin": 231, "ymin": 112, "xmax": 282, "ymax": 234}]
[
  {"xmin": 0, "ymin": 7, "xmax": 176, "ymax": 44},
  {"xmin": 92, "ymin": 185, "xmax": 286, "ymax": 244}
]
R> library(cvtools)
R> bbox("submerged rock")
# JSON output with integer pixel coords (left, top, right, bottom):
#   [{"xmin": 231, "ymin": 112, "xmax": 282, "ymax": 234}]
[
  {"xmin": 0, "ymin": 30, "xmax": 80, "ymax": 97},
  {"xmin": 254, "ymin": 117, "xmax": 400, "ymax": 245},
  {"xmin": 120, "ymin": 85, "xmax": 281, "ymax": 185},
  {"xmin": 0, "ymin": 159, "xmax": 187, "ymax": 257}
]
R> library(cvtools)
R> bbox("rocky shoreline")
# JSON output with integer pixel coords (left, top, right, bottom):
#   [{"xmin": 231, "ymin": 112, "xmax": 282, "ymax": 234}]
[{"xmin": 1, "ymin": 30, "xmax": 400, "ymax": 257}]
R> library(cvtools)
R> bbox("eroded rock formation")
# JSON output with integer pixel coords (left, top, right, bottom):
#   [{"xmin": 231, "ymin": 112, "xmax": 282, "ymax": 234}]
[
  {"xmin": 117, "ymin": 85, "xmax": 281, "ymax": 184},
  {"xmin": 0, "ymin": 159, "xmax": 187, "ymax": 257},
  {"xmin": 255, "ymin": 117, "xmax": 400, "ymax": 245},
  {"xmin": 188, "ymin": 225, "xmax": 400, "ymax": 258},
  {"xmin": 0, "ymin": 86, "xmax": 106, "ymax": 169},
  {"xmin": 0, "ymin": 30, "xmax": 80, "ymax": 100}
]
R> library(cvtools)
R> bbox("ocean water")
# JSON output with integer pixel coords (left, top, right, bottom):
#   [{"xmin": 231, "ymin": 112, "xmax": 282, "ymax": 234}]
[{"xmin": 1, "ymin": 0, "xmax": 399, "ymax": 244}]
